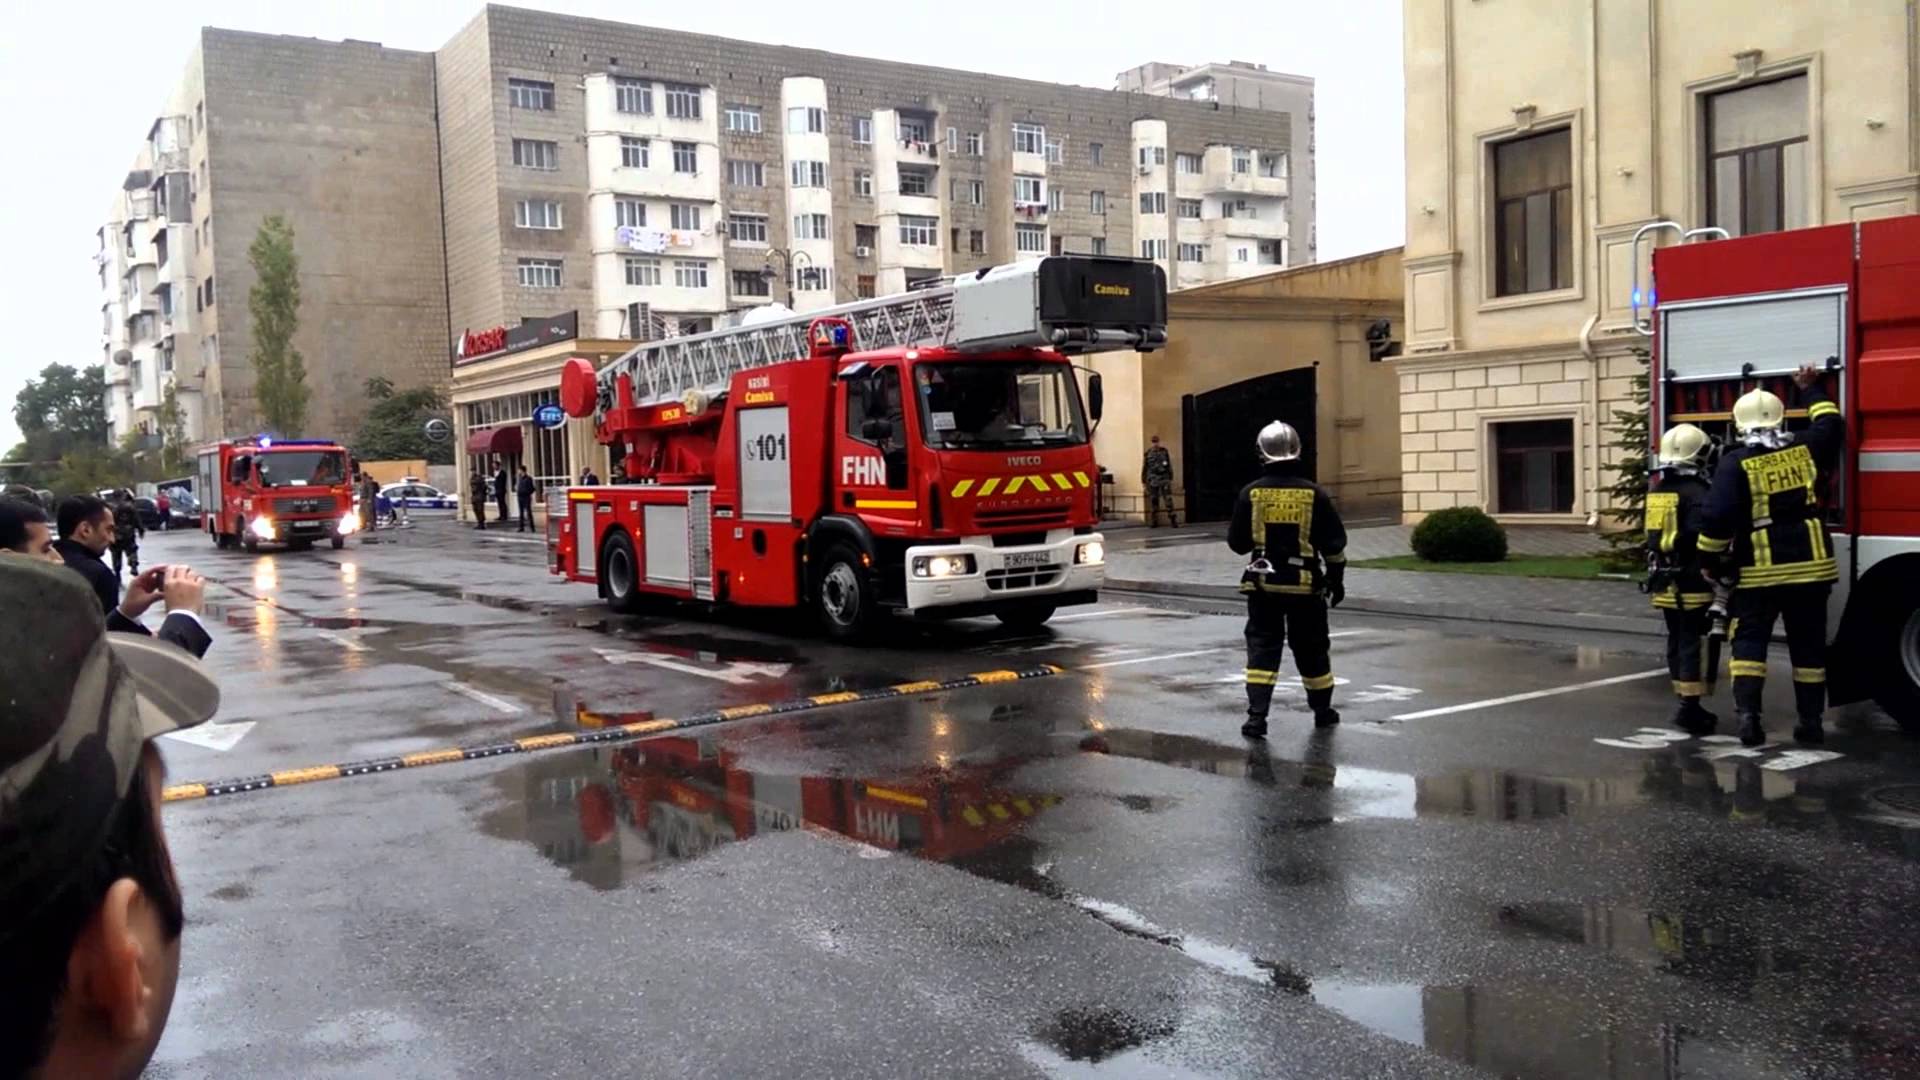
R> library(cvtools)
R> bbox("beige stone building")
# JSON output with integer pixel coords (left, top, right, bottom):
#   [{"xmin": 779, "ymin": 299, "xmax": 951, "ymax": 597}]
[
  {"xmin": 1398, "ymin": 0, "xmax": 1919, "ymax": 524},
  {"xmin": 1090, "ymin": 249, "xmax": 1404, "ymax": 523}
]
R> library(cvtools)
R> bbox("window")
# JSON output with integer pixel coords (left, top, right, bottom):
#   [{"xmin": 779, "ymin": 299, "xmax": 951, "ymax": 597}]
[
  {"xmin": 624, "ymin": 256, "xmax": 661, "ymax": 286},
  {"xmin": 899, "ymin": 168, "xmax": 932, "ymax": 197},
  {"xmin": 1012, "ymin": 122, "xmax": 1045, "ymax": 155},
  {"xmin": 726, "ymin": 159, "xmax": 764, "ymax": 187},
  {"xmin": 728, "ymin": 213, "xmax": 768, "ymax": 244},
  {"xmin": 518, "ymin": 258, "xmax": 563, "ymax": 288},
  {"xmin": 789, "ymin": 106, "xmax": 826, "ymax": 134},
  {"xmin": 899, "ymin": 116, "xmax": 931, "ymax": 143},
  {"xmin": 1047, "ymin": 186, "xmax": 1064, "ymax": 212},
  {"xmin": 854, "ymin": 170, "xmax": 873, "ymax": 197},
  {"xmin": 732, "ymin": 270, "xmax": 771, "ymax": 297},
  {"xmin": 1139, "ymin": 146, "xmax": 1166, "ymax": 167},
  {"xmin": 515, "ymin": 200, "xmax": 563, "ymax": 230},
  {"xmin": 1177, "ymin": 243, "xmax": 1208, "ymax": 262},
  {"xmin": 1494, "ymin": 419, "xmax": 1576, "ymax": 513},
  {"xmin": 794, "ymin": 267, "xmax": 832, "ymax": 293},
  {"xmin": 966, "ymin": 132, "xmax": 983, "ymax": 156},
  {"xmin": 1140, "ymin": 238, "xmax": 1167, "ymax": 259},
  {"xmin": 1015, "ymin": 224, "xmax": 1046, "ymax": 253},
  {"xmin": 1089, "ymin": 190, "xmax": 1106, "ymax": 215},
  {"xmin": 1089, "ymin": 237, "xmax": 1106, "ymax": 255},
  {"xmin": 851, "ymin": 116, "xmax": 873, "ymax": 144},
  {"xmin": 1177, "ymin": 198, "xmax": 1203, "ymax": 219},
  {"xmin": 969, "ymin": 229, "xmax": 984, "ymax": 254},
  {"xmin": 665, "ymin": 83, "xmax": 702, "ymax": 119},
  {"xmin": 857, "ymin": 274, "xmax": 877, "ymax": 299},
  {"xmin": 203, "ymin": 275, "xmax": 214, "ymax": 308},
  {"xmin": 615, "ymin": 198, "xmax": 646, "ymax": 228},
  {"xmin": 620, "ymin": 136, "xmax": 650, "ymax": 169},
  {"xmin": 1051, "ymin": 236, "xmax": 1064, "ymax": 256},
  {"xmin": 670, "ymin": 203, "xmax": 702, "ymax": 230},
  {"xmin": 1492, "ymin": 127, "xmax": 1573, "ymax": 296},
  {"xmin": 512, "ymin": 139, "xmax": 558, "ymax": 170},
  {"xmin": 950, "ymin": 226, "xmax": 961, "ymax": 251},
  {"xmin": 508, "ymin": 78, "xmax": 554, "ymax": 110},
  {"xmin": 793, "ymin": 213, "xmax": 830, "ymax": 240},
  {"xmin": 1139, "ymin": 192, "xmax": 1166, "ymax": 214},
  {"xmin": 1045, "ymin": 137, "xmax": 1064, "ymax": 165},
  {"xmin": 1235, "ymin": 247, "xmax": 1250, "ymax": 262},
  {"xmin": 845, "ymin": 365, "xmax": 903, "ymax": 455},
  {"xmin": 946, "ymin": 127, "xmax": 958, "ymax": 153},
  {"xmin": 900, "ymin": 216, "xmax": 938, "ymax": 246},
  {"xmin": 951, "ymin": 179, "xmax": 983, "ymax": 206},
  {"xmin": 1259, "ymin": 152, "xmax": 1287, "ymax": 179},
  {"xmin": 1014, "ymin": 175, "xmax": 1044, "ymax": 205},
  {"xmin": 791, "ymin": 160, "xmax": 827, "ymax": 187},
  {"xmin": 614, "ymin": 77, "xmax": 653, "ymax": 115},
  {"xmin": 672, "ymin": 141, "xmax": 698, "ymax": 174},
  {"xmin": 674, "ymin": 260, "xmax": 710, "ymax": 288},
  {"xmin": 1705, "ymin": 76, "xmax": 1810, "ymax": 238},
  {"xmin": 855, "ymin": 224, "xmax": 878, "ymax": 249},
  {"xmin": 1089, "ymin": 142, "xmax": 1103, "ymax": 166},
  {"xmin": 725, "ymin": 104, "xmax": 762, "ymax": 133}
]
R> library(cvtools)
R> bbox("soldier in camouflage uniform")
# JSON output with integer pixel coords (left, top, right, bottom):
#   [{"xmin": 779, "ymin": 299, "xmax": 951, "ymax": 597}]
[{"xmin": 1142, "ymin": 435, "xmax": 1177, "ymax": 528}]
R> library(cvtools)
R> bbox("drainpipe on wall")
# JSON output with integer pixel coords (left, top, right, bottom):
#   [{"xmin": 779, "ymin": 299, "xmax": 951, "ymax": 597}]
[{"xmin": 1579, "ymin": 311, "xmax": 1602, "ymax": 529}]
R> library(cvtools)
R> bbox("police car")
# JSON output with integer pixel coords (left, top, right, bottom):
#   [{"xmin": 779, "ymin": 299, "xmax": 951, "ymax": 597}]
[{"xmin": 379, "ymin": 481, "xmax": 458, "ymax": 510}]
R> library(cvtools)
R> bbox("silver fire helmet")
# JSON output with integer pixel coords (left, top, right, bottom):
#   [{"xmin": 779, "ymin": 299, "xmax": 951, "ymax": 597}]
[{"xmin": 1256, "ymin": 421, "xmax": 1302, "ymax": 463}]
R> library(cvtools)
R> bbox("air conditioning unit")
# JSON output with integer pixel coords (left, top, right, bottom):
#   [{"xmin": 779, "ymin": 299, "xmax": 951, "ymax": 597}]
[{"xmin": 855, "ymin": 245, "xmax": 873, "ymax": 258}]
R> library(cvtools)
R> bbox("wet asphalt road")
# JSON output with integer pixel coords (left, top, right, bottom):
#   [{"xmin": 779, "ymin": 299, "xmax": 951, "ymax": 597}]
[{"xmin": 134, "ymin": 517, "xmax": 1920, "ymax": 1079}]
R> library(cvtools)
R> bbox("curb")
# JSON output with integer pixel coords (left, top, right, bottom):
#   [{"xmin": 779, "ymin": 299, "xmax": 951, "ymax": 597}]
[
  {"xmin": 1103, "ymin": 577, "xmax": 1667, "ymax": 639},
  {"xmin": 162, "ymin": 664, "xmax": 1065, "ymax": 804}
]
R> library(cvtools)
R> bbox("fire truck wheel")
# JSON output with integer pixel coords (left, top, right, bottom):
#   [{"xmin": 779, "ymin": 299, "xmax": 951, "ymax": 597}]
[
  {"xmin": 995, "ymin": 602, "xmax": 1058, "ymax": 630},
  {"xmin": 815, "ymin": 544, "xmax": 875, "ymax": 640},
  {"xmin": 331, "ymin": 535, "xmax": 346, "ymax": 550},
  {"xmin": 1881, "ymin": 595, "xmax": 1920, "ymax": 733},
  {"xmin": 601, "ymin": 531, "xmax": 643, "ymax": 614},
  {"xmin": 243, "ymin": 534, "xmax": 259, "ymax": 553}
]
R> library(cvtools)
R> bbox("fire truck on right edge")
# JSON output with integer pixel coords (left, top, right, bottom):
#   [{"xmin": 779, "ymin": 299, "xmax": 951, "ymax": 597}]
[{"xmin": 1641, "ymin": 214, "xmax": 1920, "ymax": 727}]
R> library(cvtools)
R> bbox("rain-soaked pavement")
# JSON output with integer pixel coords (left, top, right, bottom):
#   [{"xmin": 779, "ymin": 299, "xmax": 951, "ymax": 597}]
[{"xmin": 136, "ymin": 516, "xmax": 1920, "ymax": 1078}]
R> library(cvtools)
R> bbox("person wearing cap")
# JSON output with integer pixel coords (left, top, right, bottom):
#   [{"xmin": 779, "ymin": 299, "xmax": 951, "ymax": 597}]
[
  {"xmin": 54, "ymin": 494, "xmax": 213, "ymax": 660},
  {"xmin": 1142, "ymin": 435, "xmax": 1177, "ymax": 528},
  {"xmin": 0, "ymin": 558, "xmax": 221, "ymax": 1078},
  {"xmin": 1227, "ymin": 419, "xmax": 1348, "ymax": 738},
  {"xmin": 0, "ymin": 495, "xmax": 62, "ymax": 565},
  {"xmin": 1646, "ymin": 423, "xmax": 1719, "ymax": 736},
  {"xmin": 1699, "ymin": 363, "xmax": 1845, "ymax": 748}
]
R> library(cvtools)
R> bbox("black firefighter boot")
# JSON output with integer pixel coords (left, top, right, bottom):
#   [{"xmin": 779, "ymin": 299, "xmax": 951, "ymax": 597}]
[
  {"xmin": 1241, "ymin": 713, "xmax": 1268, "ymax": 740},
  {"xmin": 1793, "ymin": 681, "xmax": 1826, "ymax": 746},
  {"xmin": 1308, "ymin": 686, "xmax": 1340, "ymax": 729},
  {"xmin": 1736, "ymin": 712, "xmax": 1766, "ymax": 748},
  {"xmin": 1733, "ymin": 676, "xmax": 1765, "ymax": 748},
  {"xmin": 1673, "ymin": 697, "xmax": 1718, "ymax": 737}
]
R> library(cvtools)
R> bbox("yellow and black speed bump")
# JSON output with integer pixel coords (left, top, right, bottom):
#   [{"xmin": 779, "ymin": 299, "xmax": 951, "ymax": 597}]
[{"xmin": 163, "ymin": 665, "xmax": 1065, "ymax": 804}]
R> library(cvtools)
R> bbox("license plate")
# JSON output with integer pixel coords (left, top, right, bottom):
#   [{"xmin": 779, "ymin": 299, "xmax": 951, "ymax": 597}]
[
  {"xmin": 293, "ymin": 521, "xmax": 322, "ymax": 531},
  {"xmin": 1003, "ymin": 551, "xmax": 1051, "ymax": 569}
]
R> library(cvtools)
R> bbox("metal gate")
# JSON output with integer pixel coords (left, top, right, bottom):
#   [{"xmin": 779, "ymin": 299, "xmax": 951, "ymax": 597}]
[{"xmin": 1180, "ymin": 367, "xmax": 1317, "ymax": 523}]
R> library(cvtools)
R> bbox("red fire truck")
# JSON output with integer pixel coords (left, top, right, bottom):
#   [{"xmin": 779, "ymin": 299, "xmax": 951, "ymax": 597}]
[
  {"xmin": 194, "ymin": 436, "xmax": 361, "ymax": 552},
  {"xmin": 549, "ymin": 256, "xmax": 1167, "ymax": 637},
  {"xmin": 1640, "ymin": 215, "xmax": 1920, "ymax": 725}
]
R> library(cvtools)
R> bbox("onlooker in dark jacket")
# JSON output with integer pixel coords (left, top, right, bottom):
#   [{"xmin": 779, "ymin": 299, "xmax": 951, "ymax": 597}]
[
  {"xmin": 516, "ymin": 468, "xmax": 537, "ymax": 532},
  {"xmin": 0, "ymin": 496, "xmax": 62, "ymax": 565},
  {"xmin": 54, "ymin": 496, "xmax": 212, "ymax": 659},
  {"xmin": 494, "ymin": 465, "xmax": 510, "ymax": 522},
  {"xmin": 470, "ymin": 470, "xmax": 488, "ymax": 530}
]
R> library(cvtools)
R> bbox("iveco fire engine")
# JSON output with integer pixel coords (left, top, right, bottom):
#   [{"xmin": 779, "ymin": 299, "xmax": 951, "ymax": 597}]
[
  {"xmin": 549, "ymin": 255, "xmax": 1167, "ymax": 637},
  {"xmin": 1638, "ymin": 214, "xmax": 1920, "ymax": 726},
  {"xmin": 195, "ymin": 436, "xmax": 360, "ymax": 552}
]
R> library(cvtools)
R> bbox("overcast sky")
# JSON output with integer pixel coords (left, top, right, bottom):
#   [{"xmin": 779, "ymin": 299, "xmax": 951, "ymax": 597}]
[{"xmin": 0, "ymin": 0, "xmax": 1405, "ymax": 452}]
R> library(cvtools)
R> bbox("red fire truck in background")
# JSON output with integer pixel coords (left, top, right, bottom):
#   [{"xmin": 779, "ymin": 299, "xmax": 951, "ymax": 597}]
[
  {"xmin": 1641, "ymin": 214, "xmax": 1920, "ymax": 725},
  {"xmin": 195, "ymin": 436, "xmax": 361, "ymax": 552},
  {"xmin": 549, "ymin": 256, "xmax": 1167, "ymax": 637}
]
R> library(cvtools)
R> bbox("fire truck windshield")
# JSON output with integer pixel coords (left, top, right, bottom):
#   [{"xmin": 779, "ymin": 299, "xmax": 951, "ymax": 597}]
[
  {"xmin": 257, "ymin": 450, "xmax": 347, "ymax": 487},
  {"xmin": 913, "ymin": 361, "xmax": 1087, "ymax": 450}
]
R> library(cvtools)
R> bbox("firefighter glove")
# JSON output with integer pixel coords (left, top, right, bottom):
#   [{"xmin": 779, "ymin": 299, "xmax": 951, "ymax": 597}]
[{"xmin": 1325, "ymin": 565, "xmax": 1346, "ymax": 609}]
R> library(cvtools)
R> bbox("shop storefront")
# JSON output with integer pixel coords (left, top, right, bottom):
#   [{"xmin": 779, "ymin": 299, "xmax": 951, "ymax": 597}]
[{"xmin": 449, "ymin": 311, "xmax": 636, "ymax": 518}]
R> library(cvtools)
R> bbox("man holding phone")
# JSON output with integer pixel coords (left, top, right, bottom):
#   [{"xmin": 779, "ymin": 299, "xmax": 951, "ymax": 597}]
[{"xmin": 54, "ymin": 495, "xmax": 212, "ymax": 659}]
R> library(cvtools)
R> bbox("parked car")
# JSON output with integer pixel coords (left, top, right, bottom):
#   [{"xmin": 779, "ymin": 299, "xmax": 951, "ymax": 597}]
[
  {"xmin": 132, "ymin": 497, "xmax": 166, "ymax": 530},
  {"xmin": 163, "ymin": 489, "xmax": 202, "ymax": 529},
  {"xmin": 380, "ymin": 481, "xmax": 459, "ymax": 510}
]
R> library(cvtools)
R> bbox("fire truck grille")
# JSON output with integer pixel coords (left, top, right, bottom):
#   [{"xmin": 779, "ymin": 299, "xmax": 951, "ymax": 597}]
[
  {"xmin": 976, "ymin": 506, "xmax": 1070, "ymax": 529},
  {"xmin": 273, "ymin": 496, "xmax": 338, "ymax": 516},
  {"xmin": 986, "ymin": 565, "xmax": 1063, "ymax": 591}
]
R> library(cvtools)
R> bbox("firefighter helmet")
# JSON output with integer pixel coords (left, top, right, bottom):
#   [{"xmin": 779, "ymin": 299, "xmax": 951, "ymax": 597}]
[
  {"xmin": 1733, "ymin": 388, "xmax": 1786, "ymax": 434},
  {"xmin": 1255, "ymin": 421, "xmax": 1302, "ymax": 463},
  {"xmin": 1657, "ymin": 423, "xmax": 1710, "ymax": 468}
]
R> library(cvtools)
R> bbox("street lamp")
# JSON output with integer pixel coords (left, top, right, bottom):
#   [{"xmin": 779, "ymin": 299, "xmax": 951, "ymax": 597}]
[{"xmin": 760, "ymin": 247, "xmax": 818, "ymax": 305}]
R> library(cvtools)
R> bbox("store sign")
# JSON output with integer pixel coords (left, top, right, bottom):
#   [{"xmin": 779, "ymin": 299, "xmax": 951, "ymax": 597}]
[
  {"xmin": 454, "ymin": 311, "xmax": 579, "ymax": 365},
  {"xmin": 533, "ymin": 404, "xmax": 567, "ymax": 429}
]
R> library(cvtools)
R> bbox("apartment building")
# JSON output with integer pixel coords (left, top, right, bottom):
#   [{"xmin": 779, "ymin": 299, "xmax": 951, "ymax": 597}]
[
  {"xmin": 1397, "ymin": 0, "xmax": 1918, "ymax": 525},
  {"xmin": 96, "ymin": 30, "xmax": 449, "ymax": 445},
  {"xmin": 1118, "ymin": 59, "xmax": 1317, "ymax": 266}
]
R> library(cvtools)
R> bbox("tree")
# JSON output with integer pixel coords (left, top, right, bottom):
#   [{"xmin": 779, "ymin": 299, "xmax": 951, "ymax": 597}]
[
  {"xmin": 12, "ymin": 363, "xmax": 109, "ymax": 466},
  {"xmin": 247, "ymin": 215, "xmax": 310, "ymax": 436},
  {"xmin": 1600, "ymin": 346, "xmax": 1652, "ymax": 572},
  {"xmin": 155, "ymin": 384, "xmax": 188, "ymax": 474},
  {"xmin": 352, "ymin": 385, "xmax": 454, "ymax": 466},
  {"xmin": 364, "ymin": 375, "xmax": 396, "ymax": 401}
]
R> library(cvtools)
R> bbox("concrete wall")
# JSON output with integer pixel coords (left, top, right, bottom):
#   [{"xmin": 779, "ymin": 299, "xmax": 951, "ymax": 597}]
[
  {"xmin": 203, "ymin": 29, "xmax": 450, "ymax": 440},
  {"xmin": 1093, "ymin": 249, "xmax": 1404, "ymax": 522}
]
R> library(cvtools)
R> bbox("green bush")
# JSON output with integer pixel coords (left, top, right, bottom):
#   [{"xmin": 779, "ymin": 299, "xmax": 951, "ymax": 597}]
[{"xmin": 1411, "ymin": 506, "xmax": 1509, "ymax": 563}]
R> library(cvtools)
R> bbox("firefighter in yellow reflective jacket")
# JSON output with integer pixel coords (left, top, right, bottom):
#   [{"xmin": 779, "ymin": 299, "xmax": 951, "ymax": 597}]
[
  {"xmin": 1227, "ymin": 421, "xmax": 1348, "ymax": 738},
  {"xmin": 1698, "ymin": 364, "xmax": 1844, "ymax": 748},
  {"xmin": 1647, "ymin": 423, "xmax": 1718, "ymax": 735}
]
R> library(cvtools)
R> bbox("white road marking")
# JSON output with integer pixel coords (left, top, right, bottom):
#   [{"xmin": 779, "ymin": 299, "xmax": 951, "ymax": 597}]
[
  {"xmin": 478, "ymin": 535, "xmax": 545, "ymax": 546},
  {"xmin": 1338, "ymin": 723, "xmax": 1402, "ymax": 738},
  {"xmin": 595, "ymin": 647, "xmax": 791, "ymax": 685},
  {"xmin": 1761, "ymin": 749, "xmax": 1845, "ymax": 772},
  {"xmin": 1079, "ymin": 647, "xmax": 1232, "ymax": 671},
  {"xmin": 1391, "ymin": 668, "xmax": 1667, "ymax": 721},
  {"xmin": 1347, "ymin": 684, "xmax": 1421, "ymax": 705},
  {"xmin": 1328, "ymin": 630, "xmax": 1370, "ymax": 638},
  {"xmin": 443, "ymin": 681, "xmax": 524, "ymax": 714},
  {"xmin": 1049, "ymin": 607, "xmax": 1159, "ymax": 622},
  {"xmin": 315, "ymin": 630, "xmax": 369, "ymax": 653},
  {"xmin": 161, "ymin": 721, "xmax": 256, "ymax": 752}
]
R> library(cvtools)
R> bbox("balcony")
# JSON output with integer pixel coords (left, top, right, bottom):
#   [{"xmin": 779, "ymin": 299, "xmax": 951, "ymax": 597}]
[
  {"xmin": 586, "ymin": 136, "xmax": 722, "ymax": 203},
  {"xmin": 1201, "ymin": 146, "xmax": 1288, "ymax": 198},
  {"xmin": 1206, "ymin": 215, "xmax": 1289, "ymax": 243},
  {"xmin": 894, "ymin": 135, "xmax": 938, "ymax": 166},
  {"xmin": 878, "ymin": 189, "xmax": 942, "ymax": 220},
  {"xmin": 582, "ymin": 75, "xmax": 718, "ymax": 143}
]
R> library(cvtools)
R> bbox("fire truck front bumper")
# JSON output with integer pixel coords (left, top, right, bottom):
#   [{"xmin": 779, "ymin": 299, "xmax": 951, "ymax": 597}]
[{"xmin": 902, "ymin": 531, "xmax": 1106, "ymax": 614}]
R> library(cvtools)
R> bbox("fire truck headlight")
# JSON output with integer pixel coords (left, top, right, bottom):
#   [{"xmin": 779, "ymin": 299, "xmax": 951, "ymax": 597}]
[
  {"xmin": 250, "ymin": 515, "xmax": 276, "ymax": 541},
  {"xmin": 912, "ymin": 554, "xmax": 975, "ymax": 578},
  {"xmin": 337, "ymin": 512, "xmax": 360, "ymax": 536},
  {"xmin": 1075, "ymin": 541, "xmax": 1105, "ymax": 566}
]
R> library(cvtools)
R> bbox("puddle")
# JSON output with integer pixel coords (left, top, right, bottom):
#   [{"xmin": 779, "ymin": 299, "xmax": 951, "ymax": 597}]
[{"xmin": 1019, "ymin": 1008, "xmax": 1216, "ymax": 1077}]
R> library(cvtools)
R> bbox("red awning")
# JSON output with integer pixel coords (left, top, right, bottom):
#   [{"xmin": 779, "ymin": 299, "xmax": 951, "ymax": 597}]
[{"xmin": 465, "ymin": 425, "xmax": 523, "ymax": 455}]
